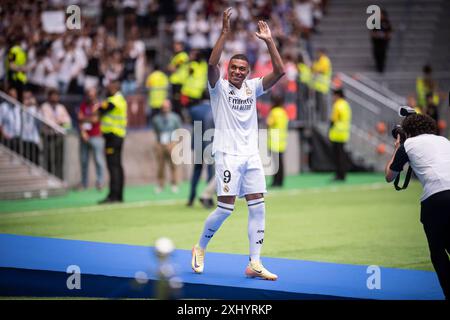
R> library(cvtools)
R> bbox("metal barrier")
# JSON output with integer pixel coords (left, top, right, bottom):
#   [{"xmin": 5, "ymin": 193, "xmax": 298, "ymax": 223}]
[
  {"xmin": 0, "ymin": 90, "xmax": 67, "ymax": 181},
  {"xmin": 338, "ymin": 73, "xmax": 402, "ymax": 171}
]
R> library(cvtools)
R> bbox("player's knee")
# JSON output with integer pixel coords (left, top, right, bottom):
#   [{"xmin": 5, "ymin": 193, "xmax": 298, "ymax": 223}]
[
  {"xmin": 217, "ymin": 195, "xmax": 236, "ymax": 205},
  {"xmin": 247, "ymin": 198, "xmax": 265, "ymax": 216},
  {"xmin": 245, "ymin": 193, "xmax": 264, "ymax": 201},
  {"xmin": 216, "ymin": 201, "xmax": 234, "ymax": 215}
]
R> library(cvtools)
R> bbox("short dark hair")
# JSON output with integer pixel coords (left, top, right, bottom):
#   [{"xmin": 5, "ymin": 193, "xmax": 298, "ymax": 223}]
[
  {"xmin": 333, "ymin": 88, "xmax": 344, "ymax": 98},
  {"xmin": 229, "ymin": 54, "xmax": 249, "ymax": 64},
  {"xmin": 423, "ymin": 65, "xmax": 432, "ymax": 74},
  {"xmin": 402, "ymin": 114, "xmax": 437, "ymax": 137},
  {"xmin": 47, "ymin": 88, "xmax": 59, "ymax": 97},
  {"xmin": 271, "ymin": 94, "xmax": 284, "ymax": 107}
]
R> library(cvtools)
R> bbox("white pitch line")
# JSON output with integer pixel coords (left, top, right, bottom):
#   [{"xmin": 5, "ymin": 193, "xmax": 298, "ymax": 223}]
[
  {"xmin": 268, "ymin": 182, "xmax": 389, "ymax": 197},
  {"xmin": 0, "ymin": 199, "xmax": 184, "ymax": 219},
  {"xmin": 1, "ymin": 182, "xmax": 391, "ymax": 219}
]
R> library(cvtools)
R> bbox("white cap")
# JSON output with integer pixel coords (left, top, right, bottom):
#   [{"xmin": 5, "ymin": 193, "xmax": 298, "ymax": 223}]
[{"xmin": 398, "ymin": 106, "xmax": 416, "ymax": 117}]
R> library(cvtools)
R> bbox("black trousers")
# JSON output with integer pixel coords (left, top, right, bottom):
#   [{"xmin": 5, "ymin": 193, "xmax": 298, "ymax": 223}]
[
  {"xmin": 421, "ymin": 190, "xmax": 450, "ymax": 300},
  {"xmin": 271, "ymin": 152, "xmax": 284, "ymax": 187},
  {"xmin": 332, "ymin": 142, "xmax": 347, "ymax": 180},
  {"xmin": 371, "ymin": 38, "xmax": 389, "ymax": 73},
  {"xmin": 171, "ymin": 84, "xmax": 183, "ymax": 117},
  {"xmin": 22, "ymin": 141, "xmax": 40, "ymax": 166},
  {"xmin": 315, "ymin": 91, "xmax": 328, "ymax": 122},
  {"xmin": 10, "ymin": 78, "xmax": 25, "ymax": 102},
  {"xmin": 104, "ymin": 133, "xmax": 125, "ymax": 201},
  {"xmin": 44, "ymin": 134, "xmax": 64, "ymax": 180}
]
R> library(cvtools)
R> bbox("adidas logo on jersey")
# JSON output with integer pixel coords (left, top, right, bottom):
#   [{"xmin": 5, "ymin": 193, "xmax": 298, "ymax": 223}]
[{"xmin": 229, "ymin": 90, "xmax": 235, "ymax": 95}]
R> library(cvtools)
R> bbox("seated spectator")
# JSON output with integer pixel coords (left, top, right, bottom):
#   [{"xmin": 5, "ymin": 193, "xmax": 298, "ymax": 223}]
[
  {"xmin": 57, "ymin": 37, "xmax": 87, "ymax": 94},
  {"xmin": 121, "ymin": 41, "xmax": 138, "ymax": 96},
  {"xmin": 40, "ymin": 89, "xmax": 72, "ymax": 179},
  {"xmin": 101, "ymin": 50, "xmax": 124, "ymax": 88},
  {"xmin": 0, "ymin": 87, "xmax": 22, "ymax": 153},
  {"xmin": 40, "ymin": 89, "xmax": 72, "ymax": 130},
  {"xmin": 84, "ymin": 41, "xmax": 102, "ymax": 91},
  {"xmin": 21, "ymin": 90, "xmax": 41, "ymax": 165}
]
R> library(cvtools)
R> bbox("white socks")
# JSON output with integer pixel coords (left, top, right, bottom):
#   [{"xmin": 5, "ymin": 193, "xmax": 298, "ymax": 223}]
[
  {"xmin": 197, "ymin": 198, "xmax": 266, "ymax": 262},
  {"xmin": 247, "ymin": 198, "xmax": 265, "ymax": 262},
  {"xmin": 198, "ymin": 202, "xmax": 234, "ymax": 249}
]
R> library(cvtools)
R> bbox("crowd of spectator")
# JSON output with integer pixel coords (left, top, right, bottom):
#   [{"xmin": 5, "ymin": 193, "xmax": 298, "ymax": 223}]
[
  {"xmin": 0, "ymin": 0, "xmax": 328, "ymax": 99},
  {"xmin": 0, "ymin": 0, "xmax": 330, "ymax": 195}
]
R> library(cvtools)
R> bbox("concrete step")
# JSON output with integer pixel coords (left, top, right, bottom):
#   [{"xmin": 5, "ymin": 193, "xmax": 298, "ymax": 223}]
[
  {"xmin": 0, "ymin": 145, "xmax": 66, "ymax": 200},
  {"xmin": 0, "ymin": 165, "xmax": 43, "ymax": 175},
  {"xmin": 0, "ymin": 187, "xmax": 66, "ymax": 200}
]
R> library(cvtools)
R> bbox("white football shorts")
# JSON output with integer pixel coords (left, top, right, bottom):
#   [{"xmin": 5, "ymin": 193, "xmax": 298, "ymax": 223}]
[{"xmin": 214, "ymin": 151, "xmax": 267, "ymax": 198}]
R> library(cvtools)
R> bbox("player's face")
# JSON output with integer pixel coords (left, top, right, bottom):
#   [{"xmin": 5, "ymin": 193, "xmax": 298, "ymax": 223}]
[{"xmin": 228, "ymin": 59, "xmax": 249, "ymax": 88}]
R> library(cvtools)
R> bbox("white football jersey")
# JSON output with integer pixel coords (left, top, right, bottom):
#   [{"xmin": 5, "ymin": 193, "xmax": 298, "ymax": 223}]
[{"xmin": 208, "ymin": 77, "xmax": 266, "ymax": 156}]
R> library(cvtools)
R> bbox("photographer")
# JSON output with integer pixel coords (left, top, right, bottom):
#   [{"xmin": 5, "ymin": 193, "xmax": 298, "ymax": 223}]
[{"xmin": 385, "ymin": 113, "xmax": 450, "ymax": 300}]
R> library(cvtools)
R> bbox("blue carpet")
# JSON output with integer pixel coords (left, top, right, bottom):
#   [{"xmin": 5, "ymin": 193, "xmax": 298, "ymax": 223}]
[{"xmin": 0, "ymin": 234, "xmax": 444, "ymax": 299}]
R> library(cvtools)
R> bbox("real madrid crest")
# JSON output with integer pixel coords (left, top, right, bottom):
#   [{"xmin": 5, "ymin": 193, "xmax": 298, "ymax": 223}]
[
  {"xmin": 245, "ymin": 83, "xmax": 252, "ymax": 96},
  {"xmin": 223, "ymin": 184, "xmax": 230, "ymax": 193}
]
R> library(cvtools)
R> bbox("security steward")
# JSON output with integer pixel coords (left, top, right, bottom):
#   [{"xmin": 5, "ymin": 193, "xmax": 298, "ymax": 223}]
[
  {"xmin": 328, "ymin": 88, "xmax": 352, "ymax": 181},
  {"xmin": 312, "ymin": 48, "xmax": 332, "ymax": 122},
  {"xmin": 180, "ymin": 49, "xmax": 208, "ymax": 109},
  {"xmin": 7, "ymin": 37, "xmax": 28, "ymax": 102},
  {"xmin": 168, "ymin": 42, "xmax": 189, "ymax": 116},
  {"xmin": 96, "ymin": 80, "xmax": 128, "ymax": 204},
  {"xmin": 297, "ymin": 54, "xmax": 311, "ymax": 118},
  {"xmin": 145, "ymin": 64, "xmax": 169, "ymax": 124},
  {"xmin": 267, "ymin": 95, "xmax": 289, "ymax": 187}
]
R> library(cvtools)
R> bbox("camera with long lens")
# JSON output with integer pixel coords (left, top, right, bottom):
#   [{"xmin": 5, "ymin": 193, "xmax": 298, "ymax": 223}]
[
  {"xmin": 391, "ymin": 106, "xmax": 416, "ymax": 143},
  {"xmin": 391, "ymin": 125, "xmax": 407, "ymax": 144},
  {"xmin": 391, "ymin": 106, "xmax": 416, "ymax": 191}
]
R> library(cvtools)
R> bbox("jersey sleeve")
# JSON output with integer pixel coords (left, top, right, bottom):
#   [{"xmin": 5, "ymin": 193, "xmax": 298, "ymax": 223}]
[
  {"xmin": 253, "ymin": 77, "xmax": 267, "ymax": 97},
  {"xmin": 389, "ymin": 144, "xmax": 409, "ymax": 172},
  {"xmin": 208, "ymin": 77, "xmax": 222, "ymax": 99}
]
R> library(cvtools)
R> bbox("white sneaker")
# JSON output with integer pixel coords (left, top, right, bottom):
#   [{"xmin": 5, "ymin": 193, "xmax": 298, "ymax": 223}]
[
  {"xmin": 191, "ymin": 244, "xmax": 205, "ymax": 273},
  {"xmin": 245, "ymin": 260, "xmax": 278, "ymax": 281},
  {"xmin": 171, "ymin": 185, "xmax": 179, "ymax": 193}
]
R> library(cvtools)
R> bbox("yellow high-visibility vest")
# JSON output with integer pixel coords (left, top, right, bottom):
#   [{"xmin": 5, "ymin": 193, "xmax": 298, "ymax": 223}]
[
  {"xmin": 181, "ymin": 60, "xmax": 208, "ymax": 100},
  {"xmin": 8, "ymin": 45, "xmax": 27, "ymax": 83},
  {"xmin": 312, "ymin": 55, "xmax": 332, "ymax": 94},
  {"xmin": 146, "ymin": 70, "xmax": 169, "ymax": 109},
  {"xmin": 416, "ymin": 77, "xmax": 439, "ymax": 107},
  {"xmin": 297, "ymin": 63, "xmax": 312, "ymax": 86},
  {"xmin": 329, "ymin": 98, "xmax": 351, "ymax": 143},
  {"xmin": 267, "ymin": 106, "xmax": 289, "ymax": 153},
  {"xmin": 101, "ymin": 92, "xmax": 128, "ymax": 138},
  {"xmin": 169, "ymin": 51, "xmax": 189, "ymax": 85}
]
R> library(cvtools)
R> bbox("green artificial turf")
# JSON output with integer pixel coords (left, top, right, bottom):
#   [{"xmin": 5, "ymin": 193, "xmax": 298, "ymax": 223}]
[{"xmin": 0, "ymin": 173, "xmax": 431, "ymax": 270}]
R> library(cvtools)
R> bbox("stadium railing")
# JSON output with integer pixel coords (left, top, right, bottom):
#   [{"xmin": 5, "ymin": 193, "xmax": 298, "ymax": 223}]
[
  {"xmin": 337, "ymin": 73, "xmax": 403, "ymax": 172},
  {"xmin": 0, "ymin": 90, "xmax": 67, "ymax": 182}
]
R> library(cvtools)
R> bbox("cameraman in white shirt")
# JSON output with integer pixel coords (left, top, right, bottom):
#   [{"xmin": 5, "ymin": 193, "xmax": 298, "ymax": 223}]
[{"xmin": 386, "ymin": 113, "xmax": 450, "ymax": 300}]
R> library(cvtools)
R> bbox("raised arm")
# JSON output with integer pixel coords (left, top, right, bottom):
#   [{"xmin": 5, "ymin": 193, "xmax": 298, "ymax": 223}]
[
  {"xmin": 255, "ymin": 21, "xmax": 285, "ymax": 91},
  {"xmin": 385, "ymin": 135, "xmax": 401, "ymax": 183},
  {"xmin": 208, "ymin": 7, "xmax": 232, "ymax": 88}
]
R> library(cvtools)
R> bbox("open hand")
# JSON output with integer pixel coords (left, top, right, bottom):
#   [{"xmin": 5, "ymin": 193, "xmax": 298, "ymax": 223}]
[
  {"xmin": 255, "ymin": 20, "xmax": 272, "ymax": 41},
  {"xmin": 222, "ymin": 7, "xmax": 232, "ymax": 34}
]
